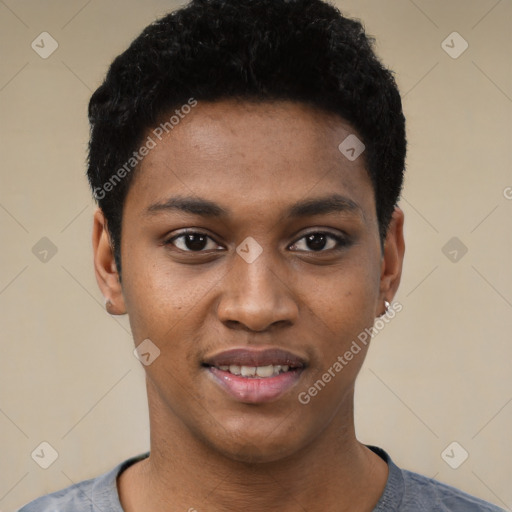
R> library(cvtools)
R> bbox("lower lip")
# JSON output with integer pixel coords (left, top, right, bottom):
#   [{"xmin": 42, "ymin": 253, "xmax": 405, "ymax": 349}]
[{"xmin": 207, "ymin": 367, "xmax": 303, "ymax": 404}]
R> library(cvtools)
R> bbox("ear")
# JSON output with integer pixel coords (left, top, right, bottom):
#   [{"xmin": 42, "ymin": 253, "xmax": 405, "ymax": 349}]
[
  {"xmin": 378, "ymin": 206, "xmax": 405, "ymax": 314},
  {"xmin": 92, "ymin": 208, "xmax": 126, "ymax": 315}
]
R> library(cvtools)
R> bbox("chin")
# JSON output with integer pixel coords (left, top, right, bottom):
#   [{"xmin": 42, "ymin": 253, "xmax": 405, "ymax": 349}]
[
  {"xmin": 218, "ymin": 441, "xmax": 298, "ymax": 464},
  {"xmin": 203, "ymin": 420, "xmax": 305, "ymax": 464}
]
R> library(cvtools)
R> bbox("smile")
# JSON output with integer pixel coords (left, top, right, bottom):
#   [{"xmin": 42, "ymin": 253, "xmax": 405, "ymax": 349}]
[
  {"xmin": 204, "ymin": 348, "xmax": 306, "ymax": 403},
  {"xmin": 215, "ymin": 364, "xmax": 291, "ymax": 378}
]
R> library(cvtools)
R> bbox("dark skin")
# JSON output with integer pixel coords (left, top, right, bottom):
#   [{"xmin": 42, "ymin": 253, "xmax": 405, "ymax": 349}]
[{"xmin": 93, "ymin": 100, "xmax": 405, "ymax": 511}]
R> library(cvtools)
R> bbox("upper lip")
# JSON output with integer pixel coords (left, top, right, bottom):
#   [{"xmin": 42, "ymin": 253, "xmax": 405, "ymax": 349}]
[{"xmin": 203, "ymin": 347, "xmax": 307, "ymax": 368}]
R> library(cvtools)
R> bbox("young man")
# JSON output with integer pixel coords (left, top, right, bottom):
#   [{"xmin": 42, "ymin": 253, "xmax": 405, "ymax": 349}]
[{"xmin": 18, "ymin": 0, "xmax": 505, "ymax": 510}]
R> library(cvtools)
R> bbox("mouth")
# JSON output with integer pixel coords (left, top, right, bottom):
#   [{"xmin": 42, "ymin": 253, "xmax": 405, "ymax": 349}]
[
  {"xmin": 212, "ymin": 363, "xmax": 294, "ymax": 378},
  {"xmin": 203, "ymin": 348, "xmax": 306, "ymax": 404}
]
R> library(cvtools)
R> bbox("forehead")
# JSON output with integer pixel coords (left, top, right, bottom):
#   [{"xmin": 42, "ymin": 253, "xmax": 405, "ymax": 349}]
[{"xmin": 125, "ymin": 100, "xmax": 375, "ymax": 220}]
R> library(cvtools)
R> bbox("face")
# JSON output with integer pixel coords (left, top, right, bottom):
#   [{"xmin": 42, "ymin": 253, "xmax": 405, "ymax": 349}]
[{"xmin": 94, "ymin": 100, "xmax": 404, "ymax": 463}]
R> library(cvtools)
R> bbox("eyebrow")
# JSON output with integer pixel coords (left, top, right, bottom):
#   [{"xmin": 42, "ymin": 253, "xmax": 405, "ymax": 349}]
[
  {"xmin": 144, "ymin": 194, "xmax": 362, "ymax": 220},
  {"xmin": 285, "ymin": 194, "xmax": 361, "ymax": 219},
  {"xmin": 145, "ymin": 196, "xmax": 228, "ymax": 217}
]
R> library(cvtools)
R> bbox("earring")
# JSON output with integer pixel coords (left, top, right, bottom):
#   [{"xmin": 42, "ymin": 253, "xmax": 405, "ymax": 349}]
[
  {"xmin": 105, "ymin": 299, "xmax": 115, "ymax": 314},
  {"xmin": 378, "ymin": 300, "xmax": 390, "ymax": 317}
]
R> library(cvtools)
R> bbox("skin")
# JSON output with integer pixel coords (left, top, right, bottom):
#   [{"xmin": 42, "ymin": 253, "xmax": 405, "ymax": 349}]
[{"xmin": 93, "ymin": 100, "xmax": 405, "ymax": 511}]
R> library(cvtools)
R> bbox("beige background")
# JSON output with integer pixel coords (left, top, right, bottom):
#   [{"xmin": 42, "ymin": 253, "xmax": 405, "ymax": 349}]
[{"xmin": 1, "ymin": 0, "xmax": 511, "ymax": 510}]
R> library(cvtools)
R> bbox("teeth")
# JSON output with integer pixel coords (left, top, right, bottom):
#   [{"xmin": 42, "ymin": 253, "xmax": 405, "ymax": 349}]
[
  {"xmin": 241, "ymin": 365, "xmax": 256, "ymax": 377},
  {"xmin": 229, "ymin": 364, "xmax": 241, "ymax": 375},
  {"xmin": 256, "ymin": 365, "xmax": 274, "ymax": 377},
  {"xmin": 218, "ymin": 364, "xmax": 293, "ymax": 378}
]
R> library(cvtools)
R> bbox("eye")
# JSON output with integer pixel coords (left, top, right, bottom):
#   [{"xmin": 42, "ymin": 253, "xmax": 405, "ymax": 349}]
[
  {"xmin": 289, "ymin": 232, "xmax": 348, "ymax": 252},
  {"xmin": 165, "ymin": 231, "xmax": 223, "ymax": 252}
]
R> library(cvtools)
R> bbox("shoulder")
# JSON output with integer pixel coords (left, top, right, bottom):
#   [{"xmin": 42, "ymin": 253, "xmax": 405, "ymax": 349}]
[
  {"xmin": 16, "ymin": 477, "xmax": 98, "ymax": 512},
  {"xmin": 16, "ymin": 453, "xmax": 149, "ymax": 512},
  {"xmin": 368, "ymin": 446, "xmax": 505, "ymax": 512},
  {"xmin": 401, "ymin": 467, "xmax": 506, "ymax": 511}
]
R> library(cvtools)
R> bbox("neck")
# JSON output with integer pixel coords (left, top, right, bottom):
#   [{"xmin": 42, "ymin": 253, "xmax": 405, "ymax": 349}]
[{"xmin": 118, "ymin": 382, "xmax": 388, "ymax": 512}]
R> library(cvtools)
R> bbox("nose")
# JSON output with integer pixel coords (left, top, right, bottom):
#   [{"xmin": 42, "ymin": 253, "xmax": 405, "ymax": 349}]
[{"xmin": 216, "ymin": 250, "xmax": 299, "ymax": 332}]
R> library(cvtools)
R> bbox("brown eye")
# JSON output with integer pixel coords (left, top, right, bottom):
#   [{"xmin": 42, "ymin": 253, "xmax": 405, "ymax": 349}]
[
  {"xmin": 166, "ymin": 232, "xmax": 222, "ymax": 252},
  {"xmin": 290, "ymin": 232, "xmax": 348, "ymax": 252}
]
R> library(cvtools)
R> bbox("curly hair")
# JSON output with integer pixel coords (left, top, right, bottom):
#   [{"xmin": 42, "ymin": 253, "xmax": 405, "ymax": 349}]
[{"xmin": 87, "ymin": 0, "xmax": 406, "ymax": 275}]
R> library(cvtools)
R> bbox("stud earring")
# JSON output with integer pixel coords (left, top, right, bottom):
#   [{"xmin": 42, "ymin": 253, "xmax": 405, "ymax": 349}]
[
  {"xmin": 105, "ymin": 299, "xmax": 115, "ymax": 314},
  {"xmin": 378, "ymin": 300, "xmax": 390, "ymax": 317}
]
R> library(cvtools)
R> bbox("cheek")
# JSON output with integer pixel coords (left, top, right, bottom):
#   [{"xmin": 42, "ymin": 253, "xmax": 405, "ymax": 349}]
[
  {"xmin": 121, "ymin": 250, "xmax": 221, "ymax": 353},
  {"xmin": 301, "ymin": 258, "xmax": 379, "ymax": 332},
  {"xmin": 121, "ymin": 254, "xmax": 177, "ymax": 343},
  {"xmin": 295, "ymin": 273, "xmax": 376, "ymax": 414},
  {"xmin": 295, "ymin": 258, "xmax": 380, "ymax": 399}
]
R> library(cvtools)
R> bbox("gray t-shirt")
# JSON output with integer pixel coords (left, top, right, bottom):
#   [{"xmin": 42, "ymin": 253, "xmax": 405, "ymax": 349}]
[{"xmin": 17, "ymin": 447, "xmax": 506, "ymax": 511}]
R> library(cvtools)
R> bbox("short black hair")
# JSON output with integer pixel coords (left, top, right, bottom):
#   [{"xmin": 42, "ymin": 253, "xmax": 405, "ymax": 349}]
[{"xmin": 87, "ymin": 0, "xmax": 406, "ymax": 275}]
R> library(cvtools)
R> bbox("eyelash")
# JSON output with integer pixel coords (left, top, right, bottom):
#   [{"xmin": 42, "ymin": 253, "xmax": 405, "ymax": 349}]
[{"xmin": 164, "ymin": 230, "xmax": 349, "ymax": 253}]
